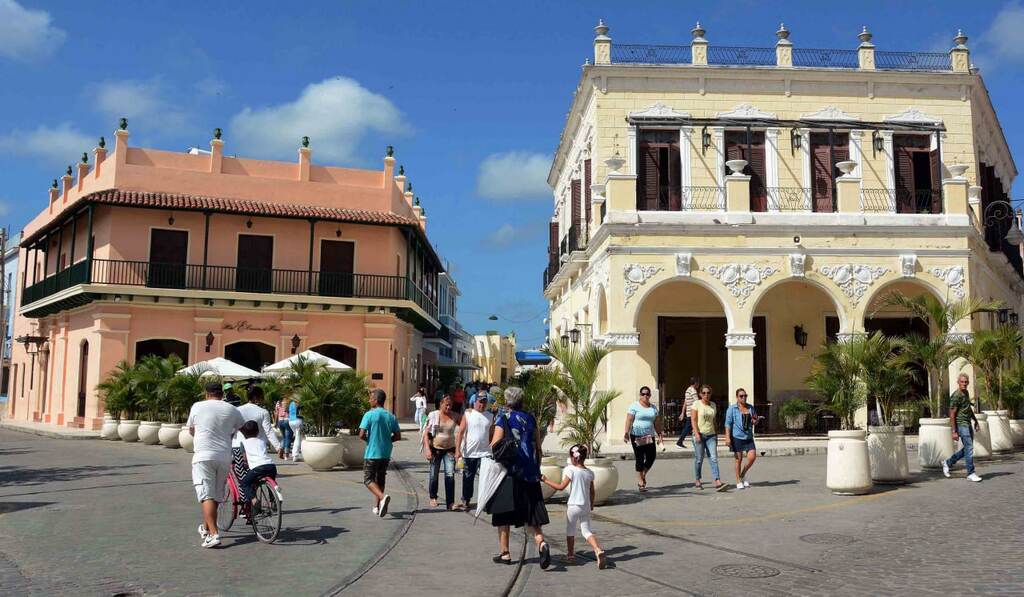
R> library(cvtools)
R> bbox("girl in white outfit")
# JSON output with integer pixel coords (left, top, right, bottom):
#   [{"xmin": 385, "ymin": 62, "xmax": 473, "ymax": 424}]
[
  {"xmin": 410, "ymin": 387, "xmax": 428, "ymax": 433},
  {"xmin": 541, "ymin": 444, "xmax": 607, "ymax": 568}
]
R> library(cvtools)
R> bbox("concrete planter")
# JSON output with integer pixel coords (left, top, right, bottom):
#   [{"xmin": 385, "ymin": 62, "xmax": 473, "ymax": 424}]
[
  {"xmin": 540, "ymin": 456, "xmax": 563, "ymax": 501},
  {"xmin": 1009, "ymin": 419, "xmax": 1024, "ymax": 447},
  {"xmin": 303, "ymin": 436, "xmax": 343, "ymax": 471},
  {"xmin": 867, "ymin": 426, "xmax": 908, "ymax": 484},
  {"xmin": 117, "ymin": 420, "xmax": 140, "ymax": 442},
  {"xmin": 982, "ymin": 410, "xmax": 1013, "ymax": 452},
  {"xmin": 917, "ymin": 418, "xmax": 953, "ymax": 469},
  {"xmin": 339, "ymin": 434, "xmax": 365, "ymax": 469},
  {"xmin": 973, "ymin": 413, "xmax": 992, "ymax": 459},
  {"xmin": 783, "ymin": 414, "xmax": 807, "ymax": 431},
  {"xmin": 587, "ymin": 456, "xmax": 619, "ymax": 506},
  {"xmin": 179, "ymin": 426, "xmax": 194, "ymax": 452},
  {"xmin": 100, "ymin": 417, "xmax": 120, "ymax": 440},
  {"xmin": 826, "ymin": 430, "xmax": 872, "ymax": 495},
  {"xmin": 138, "ymin": 421, "xmax": 162, "ymax": 445},
  {"xmin": 158, "ymin": 423, "xmax": 182, "ymax": 448}
]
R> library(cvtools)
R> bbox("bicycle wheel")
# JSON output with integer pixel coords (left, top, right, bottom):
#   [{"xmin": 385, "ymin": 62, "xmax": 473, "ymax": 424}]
[
  {"xmin": 249, "ymin": 480, "xmax": 282, "ymax": 543},
  {"xmin": 217, "ymin": 476, "xmax": 237, "ymax": 532}
]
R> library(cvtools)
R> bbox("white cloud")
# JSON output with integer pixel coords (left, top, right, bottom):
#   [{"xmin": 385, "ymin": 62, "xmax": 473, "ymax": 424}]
[
  {"xmin": 92, "ymin": 79, "xmax": 189, "ymax": 133},
  {"xmin": 0, "ymin": 122, "xmax": 93, "ymax": 166},
  {"xmin": 476, "ymin": 152, "xmax": 552, "ymax": 200},
  {"xmin": 0, "ymin": 200, "xmax": 10, "ymax": 217},
  {"xmin": 485, "ymin": 221, "xmax": 545, "ymax": 248},
  {"xmin": 230, "ymin": 77, "xmax": 405, "ymax": 164},
  {"xmin": 0, "ymin": 0, "xmax": 65, "ymax": 61},
  {"xmin": 977, "ymin": 2, "xmax": 1024, "ymax": 67}
]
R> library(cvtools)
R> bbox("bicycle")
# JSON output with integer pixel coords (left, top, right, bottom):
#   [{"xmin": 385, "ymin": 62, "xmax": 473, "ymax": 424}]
[{"xmin": 217, "ymin": 464, "xmax": 284, "ymax": 543}]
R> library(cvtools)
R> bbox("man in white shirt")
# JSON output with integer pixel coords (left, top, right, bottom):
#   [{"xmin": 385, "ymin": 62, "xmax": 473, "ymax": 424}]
[
  {"xmin": 233, "ymin": 386, "xmax": 282, "ymax": 452},
  {"xmin": 454, "ymin": 393, "xmax": 494, "ymax": 511},
  {"xmin": 187, "ymin": 382, "xmax": 245, "ymax": 548}
]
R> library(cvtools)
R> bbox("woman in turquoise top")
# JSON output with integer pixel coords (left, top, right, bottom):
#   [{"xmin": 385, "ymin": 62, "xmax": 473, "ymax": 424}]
[
  {"xmin": 724, "ymin": 388, "xmax": 763, "ymax": 489},
  {"xmin": 622, "ymin": 386, "xmax": 663, "ymax": 492},
  {"xmin": 288, "ymin": 399, "xmax": 304, "ymax": 463}
]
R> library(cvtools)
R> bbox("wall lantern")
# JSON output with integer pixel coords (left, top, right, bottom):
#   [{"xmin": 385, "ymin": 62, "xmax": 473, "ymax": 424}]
[
  {"xmin": 793, "ymin": 325, "xmax": 808, "ymax": 349},
  {"xmin": 205, "ymin": 331, "xmax": 215, "ymax": 353},
  {"xmin": 1005, "ymin": 217, "xmax": 1024, "ymax": 246},
  {"xmin": 335, "ymin": 227, "xmax": 342, "ymax": 238},
  {"xmin": 245, "ymin": 218, "xmax": 253, "ymax": 229},
  {"xmin": 16, "ymin": 335, "xmax": 49, "ymax": 355},
  {"xmin": 790, "ymin": 128, "xmax": 802, "ymax": 155},
  {"xmin": 291, "ymin": 334, "xmax": 301, "ymax": 354},
  {"xmin": 168, "ymin": 213, "xmax": 175, "ymax": 226},
  {"xmin": 1011, "ymin": 312, "xmax": 1019, "ymax": 326},
  {"xmin": 560, "ymin": 333, "xmax": 570, "ymax": 347},
  {"xmin": 998, "ymin": 308, "xmax": 1010, "ymax": 324},
  {"xmin": 872, "ymin": 130, "xmax": 884, "ymax": 156},
  {"xmin": 701, "ymin": 126, "xmax": 712, "ymax": 156},
  {"xmin": 569, "ymin": 328, "xmax": 581, "ymax": 344}
]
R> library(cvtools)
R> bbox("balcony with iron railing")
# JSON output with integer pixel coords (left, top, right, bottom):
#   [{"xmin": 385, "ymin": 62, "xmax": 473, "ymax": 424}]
[
  {"xmin": 21, "ymin": 258, "xmax": 439, "ymax": 320},
  {"xmin": 861, "ymin": 188, "xmax": 942, "ymax": 214}
]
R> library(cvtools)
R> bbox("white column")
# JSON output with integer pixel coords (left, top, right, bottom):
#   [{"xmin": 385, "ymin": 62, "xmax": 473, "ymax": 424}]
[
  {"xmin": 766, "ymin": 128, "xmax": 780, "ymax": 211},
  {"xmin": 713, "ymin": 127, "xmax": 725, "ymax": 208},
  {"xmin": 627, "ymin": 126, "xmax": 637, "ymax": 176},
  {"xmin": 881, "ymin": 130, "xmax": 895, "ymax": 211},
  {"xmin": 680, "ymin": 126, "xmax": 693, "ymax": 208},
  {"xmin": 800, "ymin": 128, "xmax": 812, "ymax": 210},
  {"xmin": 850, "ymin": 130, "xmax": 864, "ymax": 210}
]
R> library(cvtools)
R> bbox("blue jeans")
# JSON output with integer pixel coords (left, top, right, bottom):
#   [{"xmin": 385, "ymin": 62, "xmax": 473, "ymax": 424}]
[
  {"xmin": 947, "ymin": 424, "xmax": 975, "ymax": 475},
  {"xmin": 694, "ymin": 434, "xmax": 720, "ymax": 482},
  {"xmin": 428, "ymin": 449, "xmax": 456, "ymax": 506},
  {"xmin": 277, "ymin": 419, "xmax": 293, "ymax": 453},
  {"xmin": 239, "ymin": 464, "xmax": 277, "ymax": 503},
  {"xmin": 461, "ymin": 457, "xmax": 482, "ymax": 504}
]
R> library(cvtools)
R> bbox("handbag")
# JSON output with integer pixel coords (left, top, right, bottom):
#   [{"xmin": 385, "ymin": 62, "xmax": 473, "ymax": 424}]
[
  {"xmin": 635, "ymin": 434, "xmax": 654, "ymax": 446},
  {"xmin": 491, "ymin": 414, "xmax": 519, "ymax": 468}
]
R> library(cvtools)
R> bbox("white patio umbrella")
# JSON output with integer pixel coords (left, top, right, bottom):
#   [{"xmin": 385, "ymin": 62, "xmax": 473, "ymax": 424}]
[
  {"xmin": 474, "ymin": 457, "xmax": 508, "ymax": 522},
  {"xmin": 177, "ymin": 357, "xmax": 261, "ymax": 381},
  {"xmin": 261, "ymin": 349, "xmax": 352, "ymax": 376}
]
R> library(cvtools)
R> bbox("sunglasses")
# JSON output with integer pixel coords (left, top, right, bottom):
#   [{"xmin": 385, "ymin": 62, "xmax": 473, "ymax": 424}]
[
  {"xmin": 738, "ymin": 394, "xmax": 748, "ymax": 398},
  {"xmin": 640, "ymin": 392, "xmax": 651, "ymax": 397}
]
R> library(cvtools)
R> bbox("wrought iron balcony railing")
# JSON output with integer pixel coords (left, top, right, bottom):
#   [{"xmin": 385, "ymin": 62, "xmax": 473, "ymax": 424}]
[
  {"xmin": 876, "ymin": 51, "xmax": 951, "ymax": 71},
  {"xmin": 861, "ymin": 188, "xmax": 943, "ymax": 214},
  {"xmin": 708, "ymin": 45, "xmax": 775, "ymax": 66},
  {"xmin": 792, "ymin": 48, "xmax": 859, "ymax": 68},
  {"xmin": 611, "ymin": 43, "xmax": 691, "ymax": 64},
  {"xmin": 21, "ymin": 258, "xmax": 438, "ymax": 319},
  {"xmin": 681, "ymin": 186, "xmax": 724, "ymax": 210},
  {"xmin": 765, "ymin": 187, "xmax": 813, "ymax": 211}
]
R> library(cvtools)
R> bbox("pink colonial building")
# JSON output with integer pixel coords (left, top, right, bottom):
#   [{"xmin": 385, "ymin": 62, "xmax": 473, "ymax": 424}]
[{"xmin": 7, "ymin": 123, "xmax": 442, "ymax": 429}]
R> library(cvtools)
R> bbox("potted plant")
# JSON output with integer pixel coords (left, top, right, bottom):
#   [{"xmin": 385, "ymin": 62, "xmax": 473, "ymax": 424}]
[
  {"xmin": 545, "ymin": 342, "xmax": 621, "ymax": 505},
  {"xmin": 1002, "ymin": 361, "xmax": 1024, "ymax": 446},
  {"xmin": 882, "ymin": 292, "xmax": 998, "ymax": 468},
  {"xmin": 335, "ymin": 370, "xmax": 371, "ymax": 469},
  {"xmin": 161, "ymin": 369, "xmax": 205, "ymax": 450},
  {"xmin": 287, "ymin": 357, "xmax": 350, "ymax": 471},
  {"xmin": 860, "ymin": 332, "xmax": 918, "ymax": 484},
  {"xmin": 97, "ymin": 361, "xmax": 141, "ymax": 442},
  {"xmin": 777, "ymin": 397, "xmax": 813, "ymax": 431},
  {"xmin": 807, "ymin": 337, "xmax": 871, "ymax": 495},
  {"xmin": 134, "ymin": 355, "xmax": 179, "ymax": 445},
  {"xmin": 952, "ymin": 326, "xmax": 1020, "ymax": 452},
  {"xmin": 100, "ymin": 411, "xmax": 120, "ymax": 440},
  {"xmin": 510, "ymin": 369, "xmax": 562, "ymax": 499}
]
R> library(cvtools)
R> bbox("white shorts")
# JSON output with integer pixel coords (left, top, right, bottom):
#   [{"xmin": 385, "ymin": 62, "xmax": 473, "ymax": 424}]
[
  {"xmin": 566, "ymin": 505, "xmax": 593, "ymax": 540},
  {"xmin": 192, "ymin": 460, "xmax": 230, "ymax": 503}
]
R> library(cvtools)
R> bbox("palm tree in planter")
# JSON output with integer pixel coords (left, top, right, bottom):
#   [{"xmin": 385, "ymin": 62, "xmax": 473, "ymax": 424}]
[
  {"xmin": 133, "ymin": 355, "xmax": 183, "ymax": 445},
  {"xmin": 165, "ymin": 371, "xmax": 206, "ymax": 452},
  {"xmin": 544, "ymin": 341, "xmax": 621, "ymax": 505},
  {"xmin": 290, "ymin": 360, "xmax": 371, "ymax": 471},
  {"xmin": 951, "ymin": 325, "xmax": 1022, "ymax": 452},
  {"xmin": 97, "ymin": 361, "xmax": 143, "ymax": 442},
  {"xmin": 1000, "ymin": 360, "xmax": 1024, "ymax": 446},
  {"xmin": 882, "ymin": 292, "xmax": 999, "ymax": 468},
  {"xmin": 858, "ymin": 332, "xmax": 919, "ymax": 483},
  {"xmin": 509, "ymin": 368, "xmax": 562, "ymax": 499}
]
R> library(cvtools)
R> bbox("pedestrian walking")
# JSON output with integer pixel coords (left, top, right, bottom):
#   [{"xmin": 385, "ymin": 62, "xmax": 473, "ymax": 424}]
[
  {"xmin": 410, "ymin": 386, "xmax": 428, "ymax": 434},
  {"xmin": 274, "ymin": 396, "xmax": 292, "ymax": 459},
  {"xmin": 230, "ymin": 386, "xmax": 281, "ymax": 481},
  {"xmin": 488, "ymin": 386, "xmax": 551, "ymax": 569},
  {"xmin": 187, "ymin": 382, "xmax": 245, "ymax": 548},
  {"xmin": 623, "ymin": 386, "xmax": 663, "ymax": 492},
  {"xmin": 453, "ymin": 384, "xmax": 466, "ymax": 414},
  {"xmin": 223, "ymin": 382, "xmax": 241, "ymax": 406},
  {"xmin": 423, "ymin": 395, "xmax": 459, "ymax": 509},
  {"xmin": 359, "ymin": 389, "xmax": 402, "ymax": 516},
  {"xmin": 725, "ymin": 388, "xmax": 762, "ymax": 489},
  {"xmin": 455, "ymin": 391, "xmax": 494, "ymax": 510},
  {"xmin": 676, "ymin": 377, "xmax": 700, "ymax": 448},
  {"xmin": 288, "ymin": 396, "xmax": 304, "ymax": 462},
  {"xmin": 237, "ymin": 421, "xmax": 278, "ymax": 506},
  {"xmin": 691, "ymin": 385, "xmax": 726, "ymax": 491},
  {"xmin": 540, "ymin": 444, "xmax": 607, "ymax": 569},
  {"xmin": 943, "ymin": 373, "xmax": 983, "ymax": 482}
]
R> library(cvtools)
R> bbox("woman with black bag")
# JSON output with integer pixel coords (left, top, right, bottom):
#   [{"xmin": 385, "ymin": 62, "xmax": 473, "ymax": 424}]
[
  {"xmin": 487, "ymin": 386, "xmax": 551, "ymax": 569},
  {"xmin": 623, "ymin": 386, "xmax": 663, "ymax": 492},
  {"xmin": 422, "ymin": 396, "xmax": 459, "ymax": 509}
]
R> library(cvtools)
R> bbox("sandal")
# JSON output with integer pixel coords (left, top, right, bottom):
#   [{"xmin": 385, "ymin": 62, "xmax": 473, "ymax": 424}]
[
  {"xmin": 596, "ymin": 550, "xmax": 608, "ymax": 570},
  {"xmin": 539, "ymin": 542, "xmax": 551, "ymax": 569},
  {"xmin": 695, "ymin": 481, "xmax": 704, "ymax": 490},
  {"xmin": 715, "ymin": 482, "xmax": 729, "ymax": 492},
  {"xmin": 492, "ymin": 552, "xmax": 512, "ymax": 564},
  {"xmin": 562, "ymin": 555, "xmax": 577, "ymax": 565}
]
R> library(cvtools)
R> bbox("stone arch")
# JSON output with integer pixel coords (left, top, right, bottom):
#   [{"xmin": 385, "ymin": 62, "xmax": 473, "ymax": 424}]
[
  {"xmin": 860, "ymin": 274, "xmax": 949, "ymax": 328},
  {"xmin": 593, "ymin": 284, "xmax": 609, "ymax": 336},
  {"xmin": 747, "ymin": 273, "xmax": 850, "ymax": 331},
  {"xmin": 630, "ymin": 274, "xmax": 736, "ymax": 330},
  {"xmin": 224, "ymin": 340, "xmax": 277, "ymax": 373},
  {"xmin": 134, "ymin": 338, "xmax": 190, "ymax": 363},
  {"xmin": 310, "ymin": 342, "xmax": 358, "ymax": 369}
]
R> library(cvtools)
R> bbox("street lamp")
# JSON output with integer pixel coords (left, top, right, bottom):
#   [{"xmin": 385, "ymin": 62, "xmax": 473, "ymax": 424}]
[
  {"xmin": 291, "ymin": 334, "xmax": 301, "ymax": 354},
  {"xmin": 559, "ymin": 333, "xmax": 569, "ymax": 347},
  {"xmin": 983, "ymin": 200, "xmax": 1024, "ymax": 247},
  {"xmin": 569, "ymin": 328, "xmax": 580, "ymax": 344}
]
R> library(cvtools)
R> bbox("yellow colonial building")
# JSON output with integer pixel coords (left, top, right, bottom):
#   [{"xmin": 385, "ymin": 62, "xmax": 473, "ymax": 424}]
[
  {"xmin": 544, "ymin": 21, "xmax": 1021, "ymax": 445},
  {"xmin": 472, "ymin": 331, "xmax": 517, "ymax": 384}
]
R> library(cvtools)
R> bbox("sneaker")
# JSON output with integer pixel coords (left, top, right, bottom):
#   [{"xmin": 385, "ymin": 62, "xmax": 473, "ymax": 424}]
[
  {"xmin": 201, "ymin": 534, "xmax": 221, "ymax": 548},
  {"xmin": 378, "ymin": 494, "xmax": 391, "ymax": 517},
  {"xmin": 197, "ymin": 524, "xmax": 209, "ymax": 539},
  {"xmin": 942, "ymin": 461, "xmax": 951, "ymax": 478},
  {"xmin": 735, "ymin": 483, "xmax": 745, "ymax": 490},
  {"xmin": 743, "ymin": 480, "xmax": 751, "ymax": 488},
  {"xmin": 966, "ymin": 473, "xmax": 982, "ymax": 482},
  {"xmin": 372, "ymin": 506, "xmax": 379, "ymax": 516}
]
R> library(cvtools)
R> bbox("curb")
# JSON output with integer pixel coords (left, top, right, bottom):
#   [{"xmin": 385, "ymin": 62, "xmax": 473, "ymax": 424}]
[
  {"xmin": 0, "ymin": 421, "xmax": 100, "ymax": 440},
  {"xmin": 602, "ymin": 444, "xmax": 920, "ymax": 461}
]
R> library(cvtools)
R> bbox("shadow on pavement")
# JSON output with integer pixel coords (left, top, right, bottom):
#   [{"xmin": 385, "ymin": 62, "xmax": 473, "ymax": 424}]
[
  {"xmin": 0, "ymin": 478, "xmax": 189, "ymax": 498},
  {"xmin": 0, "ymin": 448, "xmax": 35, "ymax": 456},
  {"xmin": 285, "ymin": 506, "xmax": 359, "ymax": 516},
  {"xmin": 0, "ymin": 501, "xmax": 56, "ymax": 514},
  {"xmin": 0, "ymin": 463, "xmax": 161, "ymax": 488}
]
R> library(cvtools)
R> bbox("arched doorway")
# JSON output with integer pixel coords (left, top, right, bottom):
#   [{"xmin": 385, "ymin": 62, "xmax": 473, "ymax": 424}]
[
  {"xmin": 77, "ymin": 341, "xmax": 89, "ymax": 419},
  {"xmin": 135, "ymin": 338, "xmax": 189, "ymax": 363},
  {"xmin": 225, "ymin": 341, "xmax": 277, "ymax": 373},
  {"xmin": 750, "ymin": 279, "xmax": 845, "ymax": 430},
  {"xmin": 634, "ymin": 278, "xmax": 732, "ymax": 433},
  {"xmin": 310, "ymin": 343, "xmax": 358, "ymax": 369}
]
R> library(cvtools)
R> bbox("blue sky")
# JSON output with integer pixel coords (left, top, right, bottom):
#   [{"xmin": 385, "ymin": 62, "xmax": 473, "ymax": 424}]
[{"xmin": 1, "ymin": 1, "xmax": 1022, "ymax": 348}]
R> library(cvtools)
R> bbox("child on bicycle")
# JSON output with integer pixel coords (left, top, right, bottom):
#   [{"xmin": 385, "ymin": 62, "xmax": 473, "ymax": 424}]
[
  {"xmin": 540, "ymin": 444, "xmax": 607, "ymax": 569},
  {"xmin": 239, "ymin": 421, "xmax": 277, "ymax": 507}
]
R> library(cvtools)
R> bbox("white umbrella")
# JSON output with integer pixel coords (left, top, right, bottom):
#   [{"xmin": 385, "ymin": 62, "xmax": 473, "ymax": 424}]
[
  {"xmin": 177, "ymin": 357, "xmax": 261, "ymax": 381},
  {"xmin": 261, "ymin": 349, "xmax": 352, "ymax": 375},
  {"xmin": 474, "ymin": 457, "xmax": 508, "ymax": 522}
]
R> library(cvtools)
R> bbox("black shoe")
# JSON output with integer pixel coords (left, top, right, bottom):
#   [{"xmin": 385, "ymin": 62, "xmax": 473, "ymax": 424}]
[
  {"xmin": 539, "ymin": 542, "xmax": 551, "ymax": 570},
  {"xmin": 676, "ymin": 437, "xmax": 685, "ymax": 448},
  {"xmin": 492, "ymin": 552, "xmax": 512, "ymax": 564}
]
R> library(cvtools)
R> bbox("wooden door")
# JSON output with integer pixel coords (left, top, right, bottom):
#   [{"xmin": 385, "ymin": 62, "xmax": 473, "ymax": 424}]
[
  {"xmin": 638, "ymin": 130, "xmax": 681, "ymax": 211},
  {"xmin": 725, "ymin": 131, "xmax": 767, "ymax": 211},
  {"xmin": 893, "ymin": 134, "xmax": 933, "ymax": 213},
  {"xmin": 810, "ymin": 133, "xmax": 849, "ymax": 213},
  {"xmin": 236, "ymin": 234, "xmax": 273, "ymax": 293},
  {"xmin": 148, "ymin": 229, "xmax": 188, "ymax": 288},
  {"xmin": 76, "ymin": 341, "xmax": 89, "ymax": 418},
  {"xmin": 318, "ymin": 239, "xmax": 355, "ymax": 297}
]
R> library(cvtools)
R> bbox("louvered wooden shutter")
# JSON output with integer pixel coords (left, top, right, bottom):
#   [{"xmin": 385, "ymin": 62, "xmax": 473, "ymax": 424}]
[
  {"xmin": 667, "ymin": 145, "xmax": 682, "ymax": 210},
  {"xmin": 811, "ymin": 136, "xmax": 833, "ymax": 212},
  {"xmin": 571, "ymin": 179, "xmax": 581, "ymax": 240},
  {"xmin": 548, "ymin": 221, "xmax": 559, "ymax": 263},
  {"xmin": 893, "ymin": 136, "xmax": 916, "ymax": 214},
  {"xmin": 584, "ymin": 159, "xmax": 592, "ymax": 238},
  {"xmin": 928, "ymin": 150, "xmax": 941, "ymax": 213},
  {"xmin": 638, "ymin": 143, "xmax": 660, "ymax": 210},
  {"xmin": 747, "ymin": 132, "xmax": 767, "ymax": 211}
]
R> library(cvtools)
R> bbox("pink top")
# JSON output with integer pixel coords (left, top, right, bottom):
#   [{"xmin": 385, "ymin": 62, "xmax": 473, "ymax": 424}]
[{"xmin": 274, "ymin": 401, "xmax": 287, "ymax": 421}]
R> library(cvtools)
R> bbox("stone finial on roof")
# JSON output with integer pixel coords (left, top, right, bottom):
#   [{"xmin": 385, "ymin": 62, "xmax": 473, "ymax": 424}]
[
  {"xmin": 414, "ymin": 196, "xmax": 421, "ymax": 206},
  {"xmin": 386, "ymin": 145, "xmax": 394, "ymax": 157},
  {"xmin": 594, "ymin": 19, "xmax": 609, "ymax": 39},
  {"xmin": 954, "ymin": 29, "xmax": 968, "ymax": 48},
  {"xmin": 301, "ymin": 136, "xmax": 310, "ymax": 148},
  {"xmin": 98, "ymin": 136, "xmax": 106, "ymax": 149},
  {"xmin": 214, "ymin": 127, "xmax": 222, "ymax": 140},
  {"xmin": 66, "ymin": 165, "xmax": 72, "ymax": 176},
  {"xmin": 398, "ymin": 165, "xmax": 404, "ymax": 176},
  {"xmin": 691, "ymin": 21, "xmax": 706, "ymax": 41},
  {"xmin": 52, "ymin": 179, "xmax": 58, "ymax": 189},
  {"xmin": 776, "ymin": 23, "xmax": 791, "ymax": 42},
  {"xmin": 119, "ymin": 118, "xmax": 128, "ymax": 130},
  {"xmin": 81, "ymin": 152, "xmax": 88, "ymax": 164},
  {"xmin": 857, "ymin": 26, "xmax": 873, "ymax": 46}
]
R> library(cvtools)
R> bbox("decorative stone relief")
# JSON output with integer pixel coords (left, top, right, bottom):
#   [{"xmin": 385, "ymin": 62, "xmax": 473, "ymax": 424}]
[
  {"xmin": 835, "ymin": 332, "xmax": 867, "ymax": 344},
  {"xmin": 789, "ymin": 253, "xmax": 806, "ymax": 277},
  {"xmin": 675, "ymin": 253, "xmax": 692, "ymax": 276},
  {"xmin": 603, "ymin": 332, "xmax": 640, "ymax": 348},
  {"xmin": 899, "ymin": 255, "xmax": 917, "ymax": 278},
  {"xmin": 884, "ymin": 107, "xmax": 943, "ymax": 125},
  {"xmin": 623, "ymin": 264, "xmax": 662, "ymax": 307},
  {"xmin": 724, "ymin": 332, "xmax": 756, "ymax": 348},
  {"xmin": 801, "ymin": 106, "xmax": 860, "ymax": 121},
  {"xmin": 716, "ymin": 103, "xmax": 777, "ymax": 120},
  {"xmin": 705, "ymin": 263, "xmax": 779, "ymax": 307},
  {"xmin": 629, "ymin": 102, "xmax": 690, "ymax": 120},
  {"xmin": 930, "ymin": 266, "xmax": 966, "ymax": 299},
  {"xmin": 945, "ymin": 332, "xmax": 973, "ymax": 344},
  {"xmin": 818, "ymin": 264, "xmax": 889, "ymax": 305}
]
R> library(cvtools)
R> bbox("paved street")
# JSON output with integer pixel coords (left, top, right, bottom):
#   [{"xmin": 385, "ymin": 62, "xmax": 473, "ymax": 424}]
[{"xmin": 1, "ymin": 427, "xmax": 1022, "ymax": 596}]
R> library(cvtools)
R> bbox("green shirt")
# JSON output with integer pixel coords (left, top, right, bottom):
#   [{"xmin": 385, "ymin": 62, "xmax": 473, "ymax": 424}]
[{"xmin": 950, "ymin": 389, "xmax": 974, "ymax": 427}]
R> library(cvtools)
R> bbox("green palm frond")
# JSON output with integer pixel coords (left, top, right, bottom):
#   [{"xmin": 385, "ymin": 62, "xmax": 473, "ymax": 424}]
[{"xmin": 545, "ymin": 342, "xmax": 621, "ymax": 455}]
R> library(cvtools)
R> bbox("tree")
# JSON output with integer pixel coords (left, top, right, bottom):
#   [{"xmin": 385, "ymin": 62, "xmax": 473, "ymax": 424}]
[
  {"xmin": 806, "ymin": 337, "xmax": 866, "ymax": 430},
  {"xmin": 544, "ymin": 342, "xmax": 620, "ymax": 455},
  {"xmin": 134, "ymin": 354, "xmax": 185, "ymax": 421},
  {"xmin": 96, "ymin": 361, "xmax": 141, "ymax": 420},
  {"xmin": 856, "ymin": 332, "xmax": 919, "ymax": 426},
  {"xmin": 950, "ymin": 325, "xmax": 1022, "ymax": 410}
]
